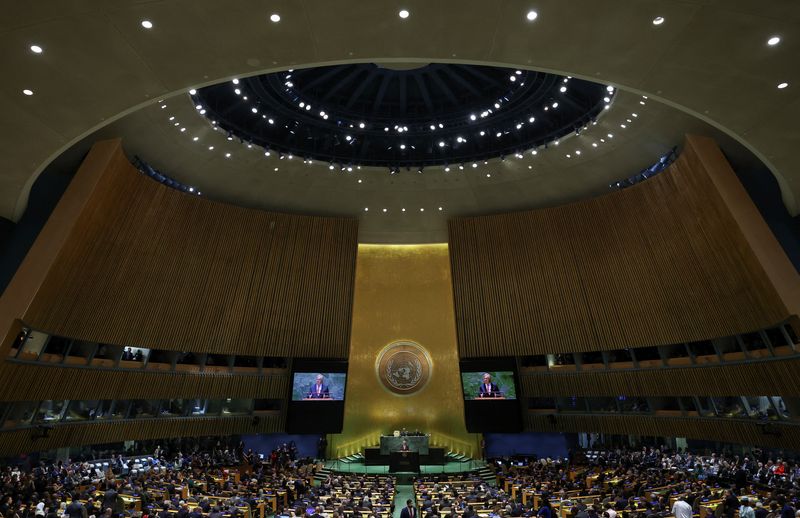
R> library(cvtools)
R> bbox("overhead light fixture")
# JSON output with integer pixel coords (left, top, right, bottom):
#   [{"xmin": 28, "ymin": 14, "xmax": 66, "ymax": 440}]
[
  {"xmin": 30, "ymin": 44, "xmax": 43, "ymax": 54},
  {"xmin": 270, "ymin": 13, "xmax": 281, "ymax": 22},
  {"xmin": 560, "ymin": 86, "xmax": 567, "ymax": 93},
  {"xmin": 526, "ymin": 10, "xmax": 538, "ymax": 21},
  {"xmin": 225, "ymin": 153, "xmax": 231, "ymax": 158},
  {"xmin": 189, "ymin": 89, "xmax": 197, "ymax": 95},
  {"xmin": 606, "ymin": 85, "xmax": 614, "ymax": 92},
  {"xmin": 767, "ymin": 36, "xmax": 781, "ymax": 46},
  {"xmin": 778, "ymin": 82, "xmax": 789, "ymax": 89},
  {"xmin": 439, "ymin": 141, "xmax": 446, "ymax": 147},
  {"xmin": 22, "ymin": 89, "xmax": 33, "ymax": 96},
  {"xmin": 193, "ymin": 137, "xmax": 199, "ymax": 141},
  {"xmin": 652, "ymin": 16, "xmax": 664, "ymax": 25},
  {"xmin": 141, "ymin": 20, "xmax": 153, "ymax": 29},
  {"xmin": 398, "ymin": 9, "xmax": 410, "ymax": 19}
]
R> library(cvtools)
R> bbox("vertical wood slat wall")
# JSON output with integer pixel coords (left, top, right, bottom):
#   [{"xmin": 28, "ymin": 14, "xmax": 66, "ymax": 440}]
[
  {"xmin": 0, "ymin": 361, "xmax": 290, "ymax": 401},
  {"xmin": 22, "ymin": 141, "xmax": 358, "ymax": 357},
  {"xmin": 518, "ymin": 357, "xmax": 800, "ymax": 396},
  {"xmin": 526, "ymin": 414, "xmax": 800, "ymax": 451},
  {"xmin": 0, "ymin": 414, "xmax": 284, "ymax": 457},
  {"xmin": 449, "ymin": 137, "xmax": 790, "ymax": 357}
]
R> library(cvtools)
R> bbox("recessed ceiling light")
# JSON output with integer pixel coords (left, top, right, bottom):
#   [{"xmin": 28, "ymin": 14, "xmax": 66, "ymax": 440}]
[
  {"xmin": 767, "ymin": 36, "xmax": 781, "ymax": 46},
  {"xmin": 778, "ymin": 82, "xmax": 789, "ymax": 89},
  {"xmin": 141, "ymin": 20, "xmax": 154, "ymax": 29},
  {"xmin": 438, "ymin": 207, "xmax": 443, "ymax": 211},
  {"xmin": 526, "ymin": 10, "xmax": 538, "ymax": 21},
  {"xmin": 560, "ymin": 86, "xmax": 567, "ymax": 93},
  {"xmin": 398, "ymin": 9, "xmax": 410, "ymax": 19},
  {"xmin": 472, "ymin": 162, "xmax": 478, "ymax": 168},
  {"xmin": 208, "ymin": 146, "xmax": 214, "ymax": 150},
  {"xmin": 382, "ymin": 208, "xmax": 388, "ymax": 213},
  {"xmin": 652, "ymin": 16, "xmax": 664, "ymax": 25},
  {"xmin": 189, "ymin": 89, "xmax": 197, "ymax": 95},
  {"xmin": 358, "ymin": 179, "xmax": 362, "ymax": 183},
  {"xmin": 180, "ymin": 128, "xmax": 186, "ymax": 132},
  {"xmin": 225, "ymin": 153, "xmax": 231, "ymax": 158},
  {"xmin": 420, "ymin": 208, "xmax": 425, "ymax": 212},
  {"xmin": 22, "ymin": 89, "xmax": 33, "ymax": 96},
  {"xmin": 270, "ymin": 13, "xmax": 281, "ymax": 22},
  {"xmin": 193, "ymin": 137, "xmax": 199, "ymax": 141},
  {"xmin": 30, "ymin": 44, "xmax": 43, "ymax": 54},
  {"xmin": 439, "ymin": 141, "xmax": 446, "ymax": 147},
  {"xmin": 402, "ymin": 208, "xmax": 406, "ymax": 212}
]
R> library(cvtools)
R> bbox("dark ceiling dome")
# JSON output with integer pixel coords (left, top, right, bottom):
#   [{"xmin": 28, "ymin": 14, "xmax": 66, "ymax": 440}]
[{"xmin": 193, "ymin": 63, "xmax": 610, "ymax": 169}]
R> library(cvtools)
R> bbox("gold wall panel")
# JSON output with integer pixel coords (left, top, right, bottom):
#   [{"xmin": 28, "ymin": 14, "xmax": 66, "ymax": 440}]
[{"xmin": 332, "ymin": 244, "xmax": 479, "ymax": 458}]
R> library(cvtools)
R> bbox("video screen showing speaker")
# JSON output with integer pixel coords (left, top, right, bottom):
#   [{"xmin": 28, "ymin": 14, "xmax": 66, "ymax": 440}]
[
  {"xmin": 286, "ymin": 359, "xmax": 347, "ymax": 433},
  {"xmin": 461, "ymin": 358, "xmax": 522, "ymax": 432},
  {"xmin": 291, "ymin": 372, "xmax": 347, "ymax": 400},
  {"xmin": 461, "ymin": 371, "xmax": 517, "ymax": 400}
]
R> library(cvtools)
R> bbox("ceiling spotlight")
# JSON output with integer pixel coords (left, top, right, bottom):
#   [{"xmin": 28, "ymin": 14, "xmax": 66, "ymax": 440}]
[
  {"xmin": 438, "ymin": 207, "xmax": 443, "ymax": 211},
  {"xmin": 632, "ymin": 113, "xmax": 638, "ymax": 117},
  {"xmin": 420, "ymin": 208, "xmax": 425, "ymax": 212},
  {"xmin": 480, "ymin": 131, "xmax": 486, "ymax": 136},
  {"xmin": 509, "ymin": 75, "xmax": 517, "ymax": 82},
  {"xmin": 592, "ymin": 143, "xmax": 598, "ymax": 147},
  {"xmin": 382, "ymin": 208, "xmax": 388, "ymax": 213},
  {"xmin": 402, "ymin": 208, "xmax": 406, "ymax": 212},
  {"xmin": 606, "ymin": 86, "xmax": 614, "ymax": 93},
  {"xmin": 603, "ymin": 96, "xmax": 611, "ymax": 103},
  {"xmin": 199, "ymin": 109, "xmax": 206, "ymax": 115},
  {"xmin": 526, "ymin": 10, "xmax": 538, "ymax": 21},
  {"xmin": 494, "ymin": 103, "xmax": 500, "ymax": 109},
  {"xmin": 778, "ymin": 82, "xmax": 789, "ymax": 89},
  {"xmin": 358, "ymin": 179, "xmax": 362, "ymax": 183},
  {"xmin": 30, "ymin": 44, "xmax": 43, "ymax": 54},
  {"xmin": 444, "ymin": 167, "xmax": 450, "ymax": 172},
  {"xmin": 398, "ymin": 9, "xmax": 410, "ymax": 18},
  {"xmin": 359, "ymin": 122, "xmax": 365, "ymax": 128},
  {"xmin": 496, "ymin": 132, "xmax": 502, "ymax": 138},
  {"xmin": 251, "ymin": 107, "xmax": 258, "ymax": 113},
  {"xmin": 225, "ymin": 153, "xmax": 231, "ymax": 158},
  {"xmin": 607, "ymin": 133, "xmax": 614, "ymax": 138},
  {"xmin": 234, "ymin": 88, "xmax": 241, "ymax": 95},
  {"xmin": 345, "ymin": 135, "xmax": 352, "ymax": 141},
  {"xmin": 456, "ymin": 136, "xmax": 464, "ymax": 143},
  {"xmin": 208, "ymin": 146, "xmax": 214, "ymax": 150},
  {"xmin": 552, "ymin": 102, "xmax": 558, "ymax": 108},
  {"xmin": 22, "ymin": 89, "xmax": 34, "ymax": 96},
  {"xmin": 459, "ymin": 164, "xmax": 464, "ymax": 170},
  {"xmin": 400, "ymin": 144, "xmax": 406, "ymax": 149},
  {"xmin": 268, "ymin": 118, "xmax": 274, "ymax": 124},
  {"xmin": 767, "ymin": 36, "xmax": 781, "ymax": 46},
  {"xmin": 439, "ymin": 141, "xmax": 446, "ymax": 147},
  {"xmin": 270, "ymin": 13, "xmax": 281, "ymax": 22},
  {"xmin": 141, "ymin": 20, "xmax": 153, "ymax": 29},
  {"xmin": 531, "ymin": 150, "xmax": 537, "ymax": 155},
  {"xmin": 472, "ymin": 162, "xmax": 478, "ymax": 168},
  {"xmin": 470, "ymin": 114, "xmax": 477, "ymax": 121},
  {"xmin": 620, "ymin": 124, "xmax": 627, "ymax": 128},
  {"xmin": 193, "ymin": 137, "xmax": 199, "ymax": 141},
  {"xmin": 430, "ymin": 124, "xmax": 436, "ymax": 130},
  {"xmin": 516, "ymin": 124, "xmax": 522, "ymax": 130},
  {"xmin": 364, "ymin": 208, "xmax": 369, "ymax": 212},
  {"xmin": 180, "ymin": 128, "xmax": 186, "ymax": 132},
  {"xmin": 438, "ymin": 123, "xmax": 444, "ymax": 128},
  {"xmin": 652, "ymin": 16, "xmax": 664, "ymax": 25},
  {"xmin": 529, "ymin": 117, "xmax": 535, "ymax": 123}
]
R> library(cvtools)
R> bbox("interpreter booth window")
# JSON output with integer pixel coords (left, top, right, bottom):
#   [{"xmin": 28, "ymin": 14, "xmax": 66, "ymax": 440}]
[
  {"xmin": 715, "ymin": 337, "xmax": 744, "ymax": 360},
  {"xmin": 41, "ymin": 335, "xmax": 71, "ymax": 362},
  {"xmin": 744, "ymin": 396, "xmax": 788, "ymax": 419},
  {"xmin": 233, "ymin": 355, "xmax": 260, "ymax": 372},
  {"xmin": 551, "ymin": 353, "xmax": 575, "ymax": 367},
  {"xmin": 690, "ymin": 340, "xmax": 718, "ymax": 359},
  {"xmin": 618, "ymin": 396, "xmax": 650, "ymax": 413},
  {"xmin": 34, "ymin": 400, "xmax": 67, "ymax": 423},
  {"xmin": 662, "ymin": 343, "xmax": 690, "ymax": 364},
  {"xmin": 15, "ymin": 330, "xmax": 50, "ymax": 361},
  {"xmin": 520, "ymin": 355, "xmax": 547, "ymax": 368},
  {"xmin": 222, "ymin": 399, "xmax": 252, "ymax": 415},
  {"xmin": 712, "ymin": 397, "xmax": 747, "ymax": 418},
  {"xmin": 66, "ymin": 341, "xmax": 97, "ymax": 365},
  {"xmin": 586, "ymin": 397, "xmax": 618, "ymax": 413},
  {"xmin": 205, "ymin": 399, "xmax": 223, "ymax": 416},
  {"xmin": 556, "ymin": 396, "xmax": 584, "ymax": 413},
  {"xmin": 741, "ymin": 332, "xmax": 770, "ymax": 357},
  {"xmin": 120, "ymin": 346, "xmax": 149, "ymax": 364},
  {"xmin": 580, "ymin": 350, "xmax": 604, "ymax": 367},
  {"xmin": 191, "ymin": 399, "xmax": 209, "ymax": 415},
  {"xmin": 64, "ymin": 400, "xmax": 102, "ymax": 421},
  {"xmin": 2, "ymin": 401, "xmax": 38, "ymax": 429},
  {"xmin": 95, "ymin": 400, "xmax": 128, "ymax": 420},
  {"xmin": 606, "ymin": 348, "xmax": 634, "ymax": 367},
  {"xmin": 161, "ymin": 399, "xmax": 190, "ymax": 417},
  {"xmin": 765, "ymin": 327, "xmax": 791, "ymax": 349},
  {"xmin": 129, "ymin": 399, "xmax": 160, "ymax": 418},
  {"xmin": 528, "ymin": 397, "xmax": 557, "ymax": 411},
  {"xmin": 634, "ymin": 346, "xmax": 661, "ymax": 363}
]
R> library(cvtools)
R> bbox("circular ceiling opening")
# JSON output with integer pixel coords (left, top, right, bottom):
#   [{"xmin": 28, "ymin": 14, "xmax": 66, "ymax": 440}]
[{"xmin": 192, "ymin": 63, "xmax": 611, "ymax": 169}]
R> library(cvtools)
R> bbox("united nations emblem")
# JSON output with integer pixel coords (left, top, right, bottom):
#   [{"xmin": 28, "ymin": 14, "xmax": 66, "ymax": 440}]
[{"xmin": 376, "ymin": 341, "xmax": 432, "ymax": 395}]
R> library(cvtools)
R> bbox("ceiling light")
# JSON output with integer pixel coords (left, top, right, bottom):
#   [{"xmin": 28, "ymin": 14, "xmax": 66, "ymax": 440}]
[
  {"xmin": 778, "ymin": 82, "xmax": 789, "ymax": 89},
  {"xmin": 274, "ymin": 167, "xmax": 279, "ymax": 171},
  {"xmin": 560, "ymin": 86, "xmax": 567, "ymax": 93},
  {"xmin": 438, "ymin": 123, "xmax": 444, "ymax": 128},
  {"xmin": 225, "ymin": 153, "xmax": 231, "ymax": 158},
  {"xmin": 592, "ymin": 143, "xmax": 598, "ymax": 147},
  {"xmin": 345, "ymin": 135, "xmax": 352, "ymax": 141},
  {"xmin": 509, "ymin": 76, "xmax": 516, "ymax": 82},
  {"xmin": 603, "ymin": 97, "xmax": 611, "ymax": 103},
  {"xmin": 364, "ymin": 208, "xmax": 369, "ymax": 212},
  {"xmin": 402, "ymin": 208, "xmax": 406, "ymax": 212},
  {"xmin": 607, "ymin": 133, "xmax": 614, "ymax": 138},
  {"xmin": 439, "ymin": 141, "xmax": 446, "ymax": 147},
  {"xmin": 528, "ymin": 117, "xmax": 535, "ymax": 123},
  {"xmin": 358, "ymin": 179, "xmax": 362, "ymax": 183},
  {"xmin": 382, "ymin": 208, "xmax": 387, "ymax": 213},
  {"xmin": 552, "ymin": 102, "xmax": 558, "ymax": 108},
  {"xmin": 22, "ymin": 88, "xmax": 34, "ymax": 96},
  {"xmin": 531, "ymin": 150, "xmax": 537, "ymax": 155},
  {"xmin": 472, "ymin": 162, "xmax": 478, "ymax": 168},
  {"xmin": 141, "ymin": 20, "xmax": 153, "ymax": 29},
  {"xmin": 400, "ymin": 144, "xmax": 406, "ymax": 149},
  {"xmin": 180, "ymin": 128, "xmax": 186, "ymax": 132},
  {"xmin": 359, "ymin": 122, "xmax": 365, "ymax": 128},
  {"xmin": 606, "ymin": 85, "xmax": 614, "ymax": 92},
  {"xmin": 420, "ymin": 208, "xmax": 425, "ymax": 212},
  {"xmin": 480, "ymin": 131, "xmax": 486, "ymax": 136},
  {"xmin": 200, "ymin": 109, "xmax": 206, "ymax": 115},
  {"xmin": 30, "ymin": 45, "xmax": 43, "ymax": 54},
  {"xmin": 268, "ymin": 118, "xmax": 274, "ymax": 124},
  {"xmin": 234, "ymin": 88, "xmax": 241, "ymax": 95},
  {"xmin": 430, "ymin": 124, "xmax": 436, "ymax": 130},
  {"xmin": 444, "ymin": 167, "xmax": 450, "ymax": 172},
  {"xmin": 632, "ymin": 113, "xmax": 638, "ymax": 117},
  {"xmin": 652, "ymin": 16, "xmax": 664, "ymax": 25},
  {"xmin": 169, "ymin": 116, "xmax": 175, "ymax": 121},
  {"xmin": 270, "ymin": 13, "xmax": 281, "ymax": 22},
  {"xmin": 767, "ymin": 36, "xmax": 781, "ymax": 46},
  {"xmin": 620, "ymin": 124, "xmax": 627, "ymax": 128},
  {"xmin": 251, "ymin": 107, "xmax": 258, "ymax": 113},
  {"xmin": 470, "ymin": 114, "xmax": 477, "ymax": 121},
  {"xmin": 575, "ymin": 150, "xmax": 581, "ymax": 155},
  {"xmin": 496, "ymin": 132, "xmax": 502, "ymax": 138},
  {"xmin": 208, "ymin": 146, "xmax": 214, "ymax": 150},
  {"xmin": 398, "ymin": 9, "xmax": 410, "ymax": 18},
  {"xmin": 438, "ymin": 207, "xmax": 443, "ymax": 211},
  {"xmin": 526, "ymin": 10, "xmax": 538, "ymax": 21},
  {"xmin": 193, "ymin": 137, "xmax": 199, "ymax": 141}
]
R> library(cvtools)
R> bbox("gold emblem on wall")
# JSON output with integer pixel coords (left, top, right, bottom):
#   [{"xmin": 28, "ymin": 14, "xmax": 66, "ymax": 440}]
[{"xmin": 375, "ymin": 340, "xmax": 433, "ymax": 396}]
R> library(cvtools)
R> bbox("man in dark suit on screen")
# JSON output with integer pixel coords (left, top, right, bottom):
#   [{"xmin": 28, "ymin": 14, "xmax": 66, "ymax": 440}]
[
  {"xmin": 477, "ymin": 373, "xmax": 500, "ymax": 398},
  {"xmin": 307, "ymin": 374, "xmax": 330, "ymax": 399},
  {"xmin": 400, "ymin": 500, "xmax": 418, "ymax": 518}
]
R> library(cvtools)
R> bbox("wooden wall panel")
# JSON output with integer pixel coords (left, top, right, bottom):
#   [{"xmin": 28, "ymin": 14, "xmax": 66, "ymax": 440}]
[
  {"xmin": 0, "ymin": 361, "xmax": 289, "ymax": 401},
  {"xmin": 450, "ymin": 136, "xmax": 791, "ymax": 356},
  {"xmin": 526, "ymin": 413, "xmax": 800, "ymax": 451},
  {"xmin": 519, "ymin": 357, "xmax": 800, "ymax": 397},
  {"xmin": 21, "ymin": 140, "xmax": 358, "ymax": 357},
  {"xmin": 0, "ymin": 414, "xmax": 284, "ymax": 457}
]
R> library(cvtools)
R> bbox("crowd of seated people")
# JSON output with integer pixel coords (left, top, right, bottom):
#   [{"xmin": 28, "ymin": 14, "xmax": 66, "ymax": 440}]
[{"xmin": 0, "ymin": 438, "xmax": 396, "ymax": 518}]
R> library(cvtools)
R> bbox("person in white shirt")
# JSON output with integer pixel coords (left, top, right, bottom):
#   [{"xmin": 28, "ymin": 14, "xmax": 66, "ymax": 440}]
[{"xmin": 672, "ymin": 496, "xmax": 693, "ymax": 518}]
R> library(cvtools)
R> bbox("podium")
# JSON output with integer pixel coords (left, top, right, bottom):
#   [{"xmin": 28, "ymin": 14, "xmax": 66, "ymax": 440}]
[{"xmin": 389, "ymin": 451, "xmax": 420, "ymax": 473}]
